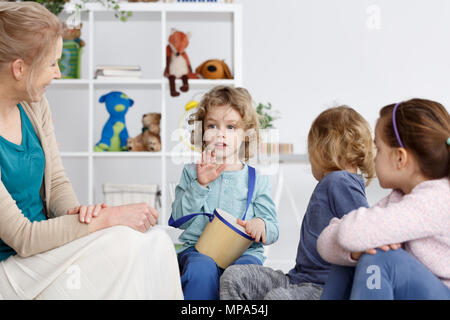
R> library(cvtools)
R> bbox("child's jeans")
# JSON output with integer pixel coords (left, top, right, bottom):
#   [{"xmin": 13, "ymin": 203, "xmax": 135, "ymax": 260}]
[
  {"xmin": 321, "ymin": 248, "xmax": 450, "ymax": 300},
  {"xmin": 178, "ymin": 247, "xmax": 262, "ymax": 300}
]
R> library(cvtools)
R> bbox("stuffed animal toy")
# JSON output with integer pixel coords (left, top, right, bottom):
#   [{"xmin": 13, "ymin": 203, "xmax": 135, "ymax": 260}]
[
  {"xmin": 63, "ymin": 23, "xmax": 85, "ymax": 48},
  {"xmin": 59, "ymin": 23, "xmax": 84, "ymax": 79},
  {"xmin": 94, "ymin": 91, "xmax": 134, "ymax": 152},
  {"xmin": 127, "ymin": 113, "xmax": 161, "ymax": 152},
  {"xmin": 196, "ymin": 59, "xmax": 233, "ymax": 80},
  {"xmin": 164, "ymin": 28, "xmax": 199, "ymax": 97}
]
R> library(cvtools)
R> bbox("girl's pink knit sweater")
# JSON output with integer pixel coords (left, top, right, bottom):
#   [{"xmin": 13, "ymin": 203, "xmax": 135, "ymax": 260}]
[{"xmin": 317, "ymin": 178, "xmax": 450, "ymax": 288}]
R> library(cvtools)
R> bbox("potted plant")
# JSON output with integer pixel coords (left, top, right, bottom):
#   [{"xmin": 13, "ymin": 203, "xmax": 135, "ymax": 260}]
[
  {"xmin": 256, "ymin": 103, "xmax": 293, "ymax": 156},
  {"xmin": 256, "ymin": 102, "xmax": 278, "ymax": 156},
  {"xmin": 26, "ymin": 0, "xmax": 132, "ymax": 21},
  {"xmin": 256, "ymin": 102, "xmax": 280, "ymax": 130}
]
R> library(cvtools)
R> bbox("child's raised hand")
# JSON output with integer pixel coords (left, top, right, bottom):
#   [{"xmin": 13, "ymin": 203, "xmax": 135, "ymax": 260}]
[
  {"xmin": 196, "ymin": 150, "xmax": 226, "ymax": 187},
  {"xmin": 237, "ymin": 218, "xmax": 266, "ymax": 244}
]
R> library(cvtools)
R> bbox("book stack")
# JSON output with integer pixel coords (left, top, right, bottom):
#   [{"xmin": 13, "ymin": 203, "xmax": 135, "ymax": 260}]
[
  {"xmin": 94, "ymin": 65, "xmax": 142, "ymax": 80},
  {"xmin": 259, "ymin": 143, "xmax": 294, "ymax": 155}
]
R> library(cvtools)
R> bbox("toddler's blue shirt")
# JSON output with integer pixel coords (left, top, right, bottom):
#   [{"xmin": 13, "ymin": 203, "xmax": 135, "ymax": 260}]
[
  {"xmin": 171, "ymin": 163, "xmax": 279, "ymax": 263},
  {"xmin": 287, "ymin": 170, "xmax": 369, "ymax": 286}
]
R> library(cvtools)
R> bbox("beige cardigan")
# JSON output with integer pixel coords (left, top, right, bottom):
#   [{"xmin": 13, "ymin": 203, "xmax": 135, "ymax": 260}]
[{"xmin": 0, "ymin": 96, "xmax": 89, "ymax": 258}]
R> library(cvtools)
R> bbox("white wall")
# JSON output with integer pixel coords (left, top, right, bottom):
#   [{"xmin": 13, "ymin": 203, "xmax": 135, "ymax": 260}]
[{"xmin": 237, "ymin": 0, "xmax": 450, "ymax": 153}]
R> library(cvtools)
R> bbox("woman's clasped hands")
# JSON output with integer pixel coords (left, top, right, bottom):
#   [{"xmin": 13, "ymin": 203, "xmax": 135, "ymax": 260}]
[{"xmin": 67, "ymin": 202, "xmax": 159, "ymax": 233}]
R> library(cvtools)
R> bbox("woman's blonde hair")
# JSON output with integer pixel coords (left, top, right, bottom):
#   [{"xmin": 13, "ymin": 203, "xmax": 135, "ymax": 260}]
[
  {"xmin": 308, "ymin": 106, "xmax": 375, "ymax": 185},
  {"xmin": 189, "ymin": 86, "xmax": 260, "ymax": 161},
  {"xmin": 0, "ymin": 2, "xmax": 64, "ymax": 97}
]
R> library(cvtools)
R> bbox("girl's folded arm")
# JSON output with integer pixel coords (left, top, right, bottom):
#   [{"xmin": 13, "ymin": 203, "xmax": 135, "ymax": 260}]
[
  {"xmin": 337, "ymin": 187, "xmax": 450, "ymax": 252},
  {"xmin": 252, "ymin": 175, "xmax": 279, "ymax": 245},
  {"xmin": 317, "ymin": 218, "xmax": 357, "ymax": 266}
]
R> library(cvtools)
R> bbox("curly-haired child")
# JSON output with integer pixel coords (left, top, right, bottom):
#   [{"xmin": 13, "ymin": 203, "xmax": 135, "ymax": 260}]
[{"xmin": 170, "ymin": 86, "xmax": 279, "ymax": 300}]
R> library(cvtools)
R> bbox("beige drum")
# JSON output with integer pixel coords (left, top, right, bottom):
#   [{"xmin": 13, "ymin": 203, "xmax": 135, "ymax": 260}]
[{"xmin": 195, "ymin": 208, "xmax": 253, "ymax": 269}]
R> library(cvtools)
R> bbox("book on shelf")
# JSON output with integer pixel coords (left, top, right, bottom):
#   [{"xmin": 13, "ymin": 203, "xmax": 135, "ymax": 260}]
[
  {"xmin": 95, "ymin": 75, "xmax": 142, "ymax": 80},
  {"xmin": 94, "ymin": 65, "xmax": 142, "ymax": 79},
  {"xmin": 96, "ymin": 65, "xmax": 141, "ymax": 71}
]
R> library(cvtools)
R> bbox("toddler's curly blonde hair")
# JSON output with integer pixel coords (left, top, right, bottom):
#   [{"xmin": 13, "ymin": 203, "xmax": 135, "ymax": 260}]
[{"xmin": 308, "ymin": 106, "xmax": 375, "ymax": 185}]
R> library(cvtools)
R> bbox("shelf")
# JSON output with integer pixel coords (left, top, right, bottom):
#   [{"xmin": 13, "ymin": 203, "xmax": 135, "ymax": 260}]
[
  {"xmin": 61, "ymin": 151, "xmax": 163, "ymax": 158},
  {"xmin": 50, "ymin": 78, "xmax": 236, "ymax": 87},
  {"xmin": 60, "ymin": 151, "xmax": 309, "ymax": 163},
  {"xmin": 59, "ymin": 152, "xmax": 90, "ymax": 158},
  {"xmin": 94, "ymin": 152, "xmax": 163, "ymax": 158},
  {"xmin": 94, "ymin": 79, "xmax": 163, "ymax": 85},
  {"xmin": 64, "ymin": 2, "xmax": 240, "ymax": 13},
  {"xmin": 183, "ymin": 79, "xmax": 236, "ymax": 86},
  {"xmin": 279, "ymin": 154, "xmax": 309, "ymax": 163},
  {"xmin": 50, "ymin": 79, "xmax": 90, "ymax": 86},
  {"xmin": 60, "ymin": 151, "xmax": 199, "ymax": 158}
]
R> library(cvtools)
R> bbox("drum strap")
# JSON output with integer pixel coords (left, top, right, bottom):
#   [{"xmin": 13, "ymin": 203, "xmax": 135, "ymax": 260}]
[{"xmin": 168, "ymin": 165, "xmax": 256, "ymax": 228}]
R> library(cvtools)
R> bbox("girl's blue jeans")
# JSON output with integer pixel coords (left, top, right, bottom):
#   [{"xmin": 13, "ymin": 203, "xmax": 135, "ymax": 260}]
[
  {"xmin": 321, "ymin": 248, "xmax": 450, "ymax": 300},
  {"xmin": 178, "ymin": 246, "xmax": 262, "ymax": 300}
]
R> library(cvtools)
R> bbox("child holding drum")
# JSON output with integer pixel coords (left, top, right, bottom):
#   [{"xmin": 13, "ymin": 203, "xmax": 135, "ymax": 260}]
[{"xmin": 169, "ymin": 86, "xmax": 279, "ymax": 300}]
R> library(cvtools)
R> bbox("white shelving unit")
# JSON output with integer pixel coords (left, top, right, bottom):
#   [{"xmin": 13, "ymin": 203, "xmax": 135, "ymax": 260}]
[{"xmin": 49, "ymin": 2, "xmax": 243, "ymax": 227}]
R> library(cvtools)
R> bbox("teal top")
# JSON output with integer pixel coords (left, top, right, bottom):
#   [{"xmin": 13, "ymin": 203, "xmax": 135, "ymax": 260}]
[
  {"xmin": 171, "ymin": 163, "xmax": 279, "ymax": 263},
  {"xmin": 0, "ymin": 104, "xmax": 47, "ymax": 263}
]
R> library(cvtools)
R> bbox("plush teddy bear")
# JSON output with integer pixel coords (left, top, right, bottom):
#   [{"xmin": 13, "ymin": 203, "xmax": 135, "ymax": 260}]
[
  {"xmin": 94, "ymin": 91, "xmax": 134, "ymax": 152},
  {"xmin": 127, "ymin": 113, "xmax": 162, "ymax": 152},
  {"xmin": 164, "ymin": 28, "xmax": 199, "ymax": 97},
  {"xmin": 196, "ymin": 59, "xmax": 233, "ymax": 80}
]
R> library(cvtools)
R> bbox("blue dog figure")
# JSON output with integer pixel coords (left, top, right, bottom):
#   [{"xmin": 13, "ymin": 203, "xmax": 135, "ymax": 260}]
[{"xmin": 94, "ymin": 91, "xmax": 134, "ymax": 152}]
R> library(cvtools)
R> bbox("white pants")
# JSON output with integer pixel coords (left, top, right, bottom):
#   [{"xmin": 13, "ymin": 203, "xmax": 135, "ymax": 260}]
[{"xmin": 0, "ymin": 226, "xmax": 183, "ymax": 299}]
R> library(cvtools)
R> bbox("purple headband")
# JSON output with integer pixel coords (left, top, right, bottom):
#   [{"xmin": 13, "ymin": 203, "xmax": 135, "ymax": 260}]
[{"xmin": 392, "ymin": 102, "xmax": 405, "ymax": 148}]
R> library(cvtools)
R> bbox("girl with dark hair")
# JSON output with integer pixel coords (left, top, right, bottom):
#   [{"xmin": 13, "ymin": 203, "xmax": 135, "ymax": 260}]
[{"xmin": 318, "ymin": 98, "xmax": 450, "ymax": 300}]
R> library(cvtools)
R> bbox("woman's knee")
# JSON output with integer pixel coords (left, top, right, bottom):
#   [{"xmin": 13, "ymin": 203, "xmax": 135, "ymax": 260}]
[{"xmin": 95, "ymin": 226, "xmax": 174, "ymax": 260}]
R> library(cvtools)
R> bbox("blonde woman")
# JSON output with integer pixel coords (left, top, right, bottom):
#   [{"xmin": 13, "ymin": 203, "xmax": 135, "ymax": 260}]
[{"xmin": 0, "ymin": 2, "xmax": 182, "ymax": 299}]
